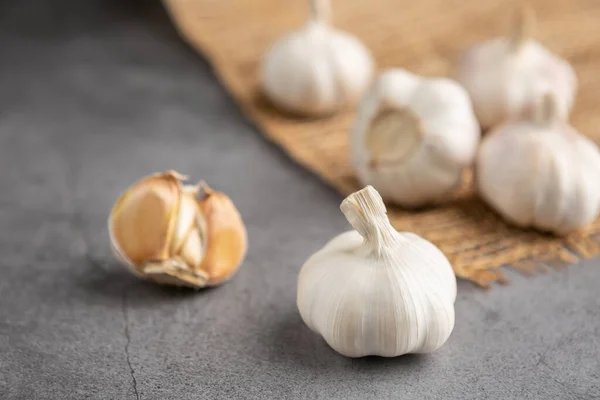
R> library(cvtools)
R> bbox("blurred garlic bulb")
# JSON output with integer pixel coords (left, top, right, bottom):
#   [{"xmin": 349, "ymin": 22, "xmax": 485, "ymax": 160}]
[
  {"xmin": 477, "ymin": 95, "xmax": 600, "ymax": 235},
  {"xmin": 109, "ymin": 171, "xmax": 247, "ymax": 288},
  {"xmin": 297, "ymin": 186, "xmax": 456, "ymax": 358},
  {"xmin": 457, "ymin": 6, "xmax": 577, "ymax": 130},
  {"xmin": 351, "ymin": 69, "xmax": 480, "ymax": 207},
  {"xmin": 260, "ymin": 0, "xmax": 374, "ymax": 116}
]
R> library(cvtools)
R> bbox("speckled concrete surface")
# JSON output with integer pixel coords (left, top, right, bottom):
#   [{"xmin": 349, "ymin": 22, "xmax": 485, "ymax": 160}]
[{"xmin": 0, "ymin": 1, "xmax": 599, "ymax": 399}]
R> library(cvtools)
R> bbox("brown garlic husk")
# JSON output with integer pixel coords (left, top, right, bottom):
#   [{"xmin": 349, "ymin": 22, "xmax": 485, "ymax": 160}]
[{"xmin": 108, "ymin": 171, "xmax": 247, "ymax": 288}]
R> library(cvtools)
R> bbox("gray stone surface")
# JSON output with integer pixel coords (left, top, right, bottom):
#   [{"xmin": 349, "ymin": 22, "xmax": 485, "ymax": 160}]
[{"xmin": 0, "ymin": 1, "xmax": 599, "ymax": 399}]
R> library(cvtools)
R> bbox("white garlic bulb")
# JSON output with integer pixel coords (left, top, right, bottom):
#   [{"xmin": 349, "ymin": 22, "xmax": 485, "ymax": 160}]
[
  {"xmin": 351, "ymin": 69, "xmax": 480, "ymax": 207},
  {"xmin": 477, "ymin": 95, "xmax": 600, "ymax": 235},
  {"xmin": 457, "ymin": 7, "xmax": 577, "ymax": 130},
  {"xmin": 297, "ymin": 186, "xmax": 456, "ymax": 358},
  {"xmin": 260, "ymin": 0, "xmax": 374, "ymax": 116}
]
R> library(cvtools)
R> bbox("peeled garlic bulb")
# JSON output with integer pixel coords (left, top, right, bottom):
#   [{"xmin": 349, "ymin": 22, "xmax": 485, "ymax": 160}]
[
  {"xmin": 351, "ymin": 69, "xmax": 480, "ymax": 207},
  {"xmin": 297, "ymin": 186, "xmax": 456, "ymax": 358},
  {"xmin": 477, "ymin": 95, "xmax": 600, "ymax": 235},
  {"xmin": 457, "ymin": 7, "xmax": 577, "ymax": 130},
  {"xmin": 109, "ymin": 171, "xmax": 247, "ymax": 288},
  {"xmin": 260, "ymin": 0, "xmax": 374, "ymax": 116}
]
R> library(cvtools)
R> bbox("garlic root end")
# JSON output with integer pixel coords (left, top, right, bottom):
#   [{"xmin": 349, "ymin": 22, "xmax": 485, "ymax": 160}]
[
  {"xmin": 365, "ymin": 107, "xmax": 422, "ymax": 168},
  {"xmin": 142, "ymin": 259, "xmax": 209, "ymax": 288}
]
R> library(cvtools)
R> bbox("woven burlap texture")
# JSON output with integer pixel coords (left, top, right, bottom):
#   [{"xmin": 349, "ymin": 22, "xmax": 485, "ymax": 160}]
[{"xmin": 164, "ymin": 0, "xmax": 600, "ymax": 287}]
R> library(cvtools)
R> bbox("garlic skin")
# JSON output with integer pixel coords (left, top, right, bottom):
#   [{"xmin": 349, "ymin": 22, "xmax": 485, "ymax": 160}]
[
  {"xmin": 260, "ymin": 0, "xmax": 374, "ymax": 116},
  {"xmin": 351, "ymin": 69, "xmax": 480, "ymax": 207},
  {"xmin": 456, "ymin": 8, "xmax": 577, "ymax": 130},
  {"xmin": 477, "ymin": 96, "xmax": 600, "ymax": 235},
  {"xmin": 109, "ymin": 171, "xmax": 247, "ymax": 288},
  {"xmin": 297, "ymin": 186, "xmax": 456, "ymax": 358}
]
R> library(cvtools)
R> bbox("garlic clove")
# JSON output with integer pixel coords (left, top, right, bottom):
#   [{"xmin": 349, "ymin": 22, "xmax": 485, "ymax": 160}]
[
  {"xmin": 352, "ymin": 69, "xmax": 480, "ymax": 207},
  {"xmin": 178, "ymin": 227, "xmax": 204, "ymax": 271},
  {"xmin": 196, "ymin": 182, "xmax": 248, "ymax": 286},
  {"xmin": 168, "ymin": 184, "xmax": 204, "ymax": 256},
  {"xmin": 456, "ymin": 6, "xmax": 577, "ymax": 130},
  {"xmin": 108, "ymin": 171, "xmax": 247, "ymax": 288},
  {"xmin": 476, "ymin": 94, "xmax": 600, "ymax": 235},
  {"xmin": 110, "ymin": 171, "xmax": 183, "ymax": 266},
  {"xmin": 260, "ymin": 0, "xmax": 374, "ymax": 116}
]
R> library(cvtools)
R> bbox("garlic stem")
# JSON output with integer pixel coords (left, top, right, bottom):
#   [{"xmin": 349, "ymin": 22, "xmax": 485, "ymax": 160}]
[
  {"xmin": 198, "ymin": 180, "xmax": 214, "ymax": 198},
  {"xmin": 310, "ymin": 0, "xmax": 331, "ymax": 25},
  {"xmin": 534, "ymin": 93, "xmax": 559, "ymax": 126},
  {"xmin": 340, "ymin": 186, "xmax": 396, "ymax": 254},
  {"xmin": 510, "ymin": 4, "xmax": 535, "ymax": 52}
]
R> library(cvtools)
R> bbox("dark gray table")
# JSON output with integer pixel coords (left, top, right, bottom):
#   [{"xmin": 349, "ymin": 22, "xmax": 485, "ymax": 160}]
[{"xmin": 1, "ymin": 1, "xmax": 599, "ymax": 399}]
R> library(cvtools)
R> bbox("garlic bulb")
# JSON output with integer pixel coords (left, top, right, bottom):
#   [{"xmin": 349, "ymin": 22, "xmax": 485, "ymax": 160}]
[
  {"xmin": 457, "ymin": 7, "xmax": 577, "ymax": 130},
  {"xmin": 297, "ymin": 186, "xmax": 456, "ymax": 358},
  {"xmin": 260, "ymin": 0, "xmax": 374, "ymax": 116},
  {"xmin": 477, "ymin": 95, "xmax": 600, "ymax": 235},
  {"xmin": 109, "ymin": 171, "xmax": 247, "ymax": 288},
  {"xmin": 351, "ymin": 69, "xmax": 480, "ymax": 207}
]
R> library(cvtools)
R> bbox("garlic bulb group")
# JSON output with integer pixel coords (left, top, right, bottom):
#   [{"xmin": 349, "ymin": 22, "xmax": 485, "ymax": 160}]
[
  {"xmin": 477, "ymin": 95, "xmax": 600, "ymax": 235},
  {"xmin": 457, "ymin": 7, "xmax": 577, "ymax": 130},
  {"xmin": 297, "ymin": 186, "xmax": 456, "ymax": 358},
  {"xmin": 260, "ymin": 0, "xmax": 374, "ymax": 116},
  {"xmin": 351, "ymin": 69, "xmax": 480, "ymax": 207},
  {"xmin": 109, "ymin": 171, "xmax": 247, "ymax": 288}
]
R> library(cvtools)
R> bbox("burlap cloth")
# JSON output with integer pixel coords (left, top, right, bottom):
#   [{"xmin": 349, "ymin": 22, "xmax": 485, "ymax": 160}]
[{"xmin": 163, "ymin": 0, "xmax": 600, "ymax": 287}]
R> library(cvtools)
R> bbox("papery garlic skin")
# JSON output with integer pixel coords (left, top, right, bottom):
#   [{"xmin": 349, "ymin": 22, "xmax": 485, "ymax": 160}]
[
  {"xmin": 456, "ymin": 9, "xmax": 577, "ymax": 130},
  {"xmin": 297, "ymin": 186, "xmax": 456, "ymax": 358},
  {"xmin": 351, "ymin": 69, "xmax": 480, "ymax": 207},
  {"xmin": 260, "ymin": 0, "xmax": 374, "ymax": 116},
  {"xmin": 109, "ymin": 171, "xmax": 247, "ymax": 288},
  {"xmin": 477, "ymin": 97, "xmax": 600, "ymax": 235}
]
